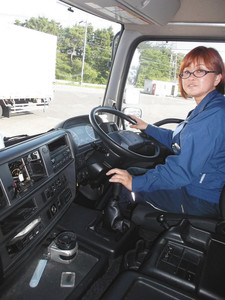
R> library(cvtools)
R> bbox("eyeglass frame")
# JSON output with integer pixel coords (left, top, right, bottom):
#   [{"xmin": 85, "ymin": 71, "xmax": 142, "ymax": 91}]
[{"xmin": 179, "ymin": 69, "xmax": 219, "ymax": 79}]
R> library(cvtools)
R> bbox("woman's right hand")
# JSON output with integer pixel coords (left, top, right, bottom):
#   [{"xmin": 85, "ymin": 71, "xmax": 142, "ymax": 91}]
[
  {"xmin": 128, "ymin": 115, "xmax": 148, "ymax": 131},
  {"xmin": 106, "ymin": 168, "xmax": 132, "ymax": 191}
]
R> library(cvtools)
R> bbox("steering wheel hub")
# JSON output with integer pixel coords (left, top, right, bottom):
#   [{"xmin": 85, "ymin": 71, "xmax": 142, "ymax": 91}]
[{"xmin": 89, "ymin": 106, "xmax": 160, "ymax": 160}]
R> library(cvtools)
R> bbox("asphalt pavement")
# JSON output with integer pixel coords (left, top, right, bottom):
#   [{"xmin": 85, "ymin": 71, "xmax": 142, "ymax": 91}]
[
  {"xmin": 0, "ymin": 85, "xmax": 195, "ymax": 138},
  {"xmin": 0, "ymin": 85, "xmax": 105, "ymax": 137}
]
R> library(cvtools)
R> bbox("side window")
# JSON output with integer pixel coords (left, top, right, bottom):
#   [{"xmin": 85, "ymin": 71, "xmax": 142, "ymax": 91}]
[{"xmin": 122, "ymin": 40, "xmax": 225, "ymax": 129}]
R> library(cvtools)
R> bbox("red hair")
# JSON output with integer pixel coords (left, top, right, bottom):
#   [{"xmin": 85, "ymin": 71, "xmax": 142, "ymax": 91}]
[{"xmin": 179, "ymin": 46, "xmax": 225, "ymax": 98}]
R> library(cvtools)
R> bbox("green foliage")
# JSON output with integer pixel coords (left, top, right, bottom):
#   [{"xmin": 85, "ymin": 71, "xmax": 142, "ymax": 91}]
[
  {"xmin": 55, "ymin": 52, "xmax": 72, "ymax": 81},
  {"xmin": 15, "ymin": 18, "xmax": 185, "ymax": 86},
  {"xmin": 136, "ymin": 43, "xmax": 184, "ymax": 88},
  {"xmin": 82, "ymin": 64, "xmax": 98, "ymax": 83},
  {"xmin": 15, "ymin": 17, "xmax": 60, "ymax": 35}
]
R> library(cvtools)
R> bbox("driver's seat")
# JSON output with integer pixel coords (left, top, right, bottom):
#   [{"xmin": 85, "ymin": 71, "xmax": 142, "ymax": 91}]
[{"xmin": 131, "ymin": 185, "xmax": 225, "ymax": 236}]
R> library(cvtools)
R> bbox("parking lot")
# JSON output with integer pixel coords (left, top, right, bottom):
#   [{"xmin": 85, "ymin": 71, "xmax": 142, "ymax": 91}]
[{"xmin": 0, "ymin": 85, "xmax": 195, "ymax": 137}]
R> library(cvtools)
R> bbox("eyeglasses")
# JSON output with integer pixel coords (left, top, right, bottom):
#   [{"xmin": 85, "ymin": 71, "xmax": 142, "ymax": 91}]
[{"xmin": 179, "ymin": 69, "xmax": 218, "ymax": 79}]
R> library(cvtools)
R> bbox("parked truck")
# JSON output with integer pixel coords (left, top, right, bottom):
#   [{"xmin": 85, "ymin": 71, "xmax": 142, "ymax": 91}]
[
  {"xmin": 143, "ymin": 79, "xmax": 178, "ymax": 97},
  {"xmin": 0, "ymin": 25, "xmax": 57, "ymax": 117}
]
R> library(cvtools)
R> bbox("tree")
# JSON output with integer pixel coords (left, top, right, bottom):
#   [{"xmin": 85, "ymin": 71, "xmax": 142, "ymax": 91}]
[
  {"xmin": 86, "ymin": 27, "xmax": 114, "ymax": 84},
  {"xmin": 136, "ymin": 42, "xmax": 185, "ymax": 88},
  {"xmin": 15, "ymin": 17, "xmax": 60, "ymax": 35},
  {"xmin": 55, "ymin": 52, "xmax": 72, "ymax": 81}
]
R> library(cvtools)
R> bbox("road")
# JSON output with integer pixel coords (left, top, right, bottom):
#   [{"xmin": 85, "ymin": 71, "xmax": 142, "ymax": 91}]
[
  {"xmin": 0, "ymin": 85, "xmax": 105, "ymax": 137},
  {"xmin": 0, "ymin": 85, "xmax": 195, "ymax": 137}
]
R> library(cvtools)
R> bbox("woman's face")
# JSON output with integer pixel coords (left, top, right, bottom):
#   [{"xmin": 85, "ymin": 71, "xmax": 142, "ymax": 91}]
[{"xmin": 181, "ymin": 60, "xmax": 222, "ymax": 104}]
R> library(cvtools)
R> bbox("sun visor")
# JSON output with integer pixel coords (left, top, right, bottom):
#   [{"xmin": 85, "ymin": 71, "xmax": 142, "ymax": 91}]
[
  {"xmin": 115, "ymin": 0, "xmax": 181, "ymax": 26},
  {"xmin": 63, "ymin": 0, "xmax": 180, "ymax": 26}
]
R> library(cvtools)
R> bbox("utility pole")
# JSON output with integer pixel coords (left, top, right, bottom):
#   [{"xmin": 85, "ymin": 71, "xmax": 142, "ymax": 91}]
[
  {"xmin": 170, "ymin": 52, "xmax": 178, "ymax": 82},
  {"xmin": 80, "ymin": 21, "xmax": 87, "ymax": 85},
  {"xmin": 174, "ymin": 52, "xmax": 178, "ymax": 81}
]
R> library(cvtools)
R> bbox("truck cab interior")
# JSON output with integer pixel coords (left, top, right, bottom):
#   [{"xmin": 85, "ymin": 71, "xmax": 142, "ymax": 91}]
[{"xmin": 0, "ymin": 0, "xmax": 225, "ymax": 299}]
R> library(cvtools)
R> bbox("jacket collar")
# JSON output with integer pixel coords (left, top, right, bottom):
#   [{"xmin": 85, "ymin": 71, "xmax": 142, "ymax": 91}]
[{"xmin": 188, "ymin": 89, "xmax": 218, "ymax": 119}]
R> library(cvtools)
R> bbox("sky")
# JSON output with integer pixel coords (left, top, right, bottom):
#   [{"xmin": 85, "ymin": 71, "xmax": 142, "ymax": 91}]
[{"xmin": 0, "ymin": 0, "xmax": 121, "ymax": 32}]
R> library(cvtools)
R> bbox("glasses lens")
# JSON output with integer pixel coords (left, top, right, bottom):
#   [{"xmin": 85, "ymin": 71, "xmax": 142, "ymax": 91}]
[
  {"xmin": 179, "ymin": 71, "xmax": 189, "ymax": 79},
  {"xmin": 193, "ymin": 70, "xmax": 206, "ymax": 78}
]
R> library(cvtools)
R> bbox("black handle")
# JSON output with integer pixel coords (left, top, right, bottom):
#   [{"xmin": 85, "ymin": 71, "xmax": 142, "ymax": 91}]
[
  {"xmin": 125, "ymin": 115, "xmax": 137, "ymax": 125},
  {"xmin": 113, "ymin": 182, "xmax": 122, "ymax": 200}
]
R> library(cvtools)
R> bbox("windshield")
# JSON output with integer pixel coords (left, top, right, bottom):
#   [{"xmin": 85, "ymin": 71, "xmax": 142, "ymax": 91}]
[
  {"xmin": 1, "ymin": 0, "xmax": 225, "ymax": 148},
  {"xmin": 0, "ymin": 0, "xmax": 121, "ymax": 139}
]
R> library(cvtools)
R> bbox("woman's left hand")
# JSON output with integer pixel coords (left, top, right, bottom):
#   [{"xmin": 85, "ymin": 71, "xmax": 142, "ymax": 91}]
[{"xmin": 106, "ymin": 168, "xmax": 132, "ymax": 191}]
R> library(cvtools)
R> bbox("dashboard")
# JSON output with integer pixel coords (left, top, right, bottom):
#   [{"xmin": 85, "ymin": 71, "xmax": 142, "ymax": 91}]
[
  {"xmin": 55, "ymin": 115, "xmax": 101, "ymax": 148},
  {"xmin": 0, "ymin": 115, "xmax": 119, "ymax": 281},
  {"xmin": 8, "ymin": 149, "xmax": 46, "ymax": 198},
  {"xmin": 67, "ymin": 124, "xmax": 99, "ymax": 146},
  {"xmin": 0, "ymin": 130, "xmax": 75, "ymax": 278},
  {"xmin": 0, "ymin": 114, "xmax": 167, "ymax": 290},
  {"xmin": 0, "ymin": 114, "xmax": 117, "ymax": 281}
]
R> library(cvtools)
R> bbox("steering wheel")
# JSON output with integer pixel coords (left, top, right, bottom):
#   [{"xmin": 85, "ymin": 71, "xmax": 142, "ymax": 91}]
[{"xmin": 89, "ymin": 106, "xmax": 160, "ymax": 160}]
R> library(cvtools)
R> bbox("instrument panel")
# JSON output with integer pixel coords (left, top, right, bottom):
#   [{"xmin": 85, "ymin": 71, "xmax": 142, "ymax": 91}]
[
  {"xmin": 67, "ymin": 123, "xmax": 99, "ymax": 146},
  {"xmin": 8, "ymin": 150, "xmax": 46, "ymax": 197}
]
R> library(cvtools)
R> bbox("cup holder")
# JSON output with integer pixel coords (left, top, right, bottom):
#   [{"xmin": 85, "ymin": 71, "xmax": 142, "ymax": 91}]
[{"xmin": 48, "ymin": 231, "xmax": 78, "ymax": 264}]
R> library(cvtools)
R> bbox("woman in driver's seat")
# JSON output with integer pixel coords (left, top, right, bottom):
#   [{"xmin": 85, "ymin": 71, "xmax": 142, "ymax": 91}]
[{"xmin": 107, "ymin": 46, "xmax": 225, "ymax": 217}]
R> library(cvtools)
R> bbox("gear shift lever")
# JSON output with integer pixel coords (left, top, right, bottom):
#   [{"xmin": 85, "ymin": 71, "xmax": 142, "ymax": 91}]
[
  {"xmin": 104, "ymin": 182, "xmax": 130, "ymax": 233},
  {"xmin": 113, "ymin": 182, "xmax": 122, "ymax": 200}
]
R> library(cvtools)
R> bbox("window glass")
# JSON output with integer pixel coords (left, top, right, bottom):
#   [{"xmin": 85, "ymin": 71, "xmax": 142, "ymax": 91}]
[
  {"xmin": 0, "ymin": 0, "xmax": 120, "ymax": 138},
  {"xmin": 122, "ymin": 41, "xmax": 225, "ymax": 129}
]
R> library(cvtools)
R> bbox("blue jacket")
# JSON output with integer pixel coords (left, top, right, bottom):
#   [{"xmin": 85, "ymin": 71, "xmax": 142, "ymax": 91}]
[{"xmin": 132, "ymin": 90, "xmax": 225, "ymax": 204}]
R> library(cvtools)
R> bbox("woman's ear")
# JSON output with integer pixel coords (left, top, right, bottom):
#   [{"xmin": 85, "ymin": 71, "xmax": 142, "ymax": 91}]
[{"xmin": 214, "ymin": 73, "xmax": 222, "ymax": 87}]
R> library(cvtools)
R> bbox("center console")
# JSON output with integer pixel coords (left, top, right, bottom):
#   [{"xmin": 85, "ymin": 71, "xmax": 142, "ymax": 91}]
[
  {"xmin": 0, "ymin": 130, "xmax": 75, "ymax": 281},
  {"xmin": 0, "ymin": 129, "xmax": 137, "ymax": 300},
  {"xmin": 0, "ymin": 228, "xmax": 107, "ymax": 300}
]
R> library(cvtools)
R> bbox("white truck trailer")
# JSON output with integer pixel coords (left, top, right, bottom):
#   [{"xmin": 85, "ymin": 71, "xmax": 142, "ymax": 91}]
[{"xmin": 0, "ymin": 25, "xmax": 57, "ymax": 117}]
